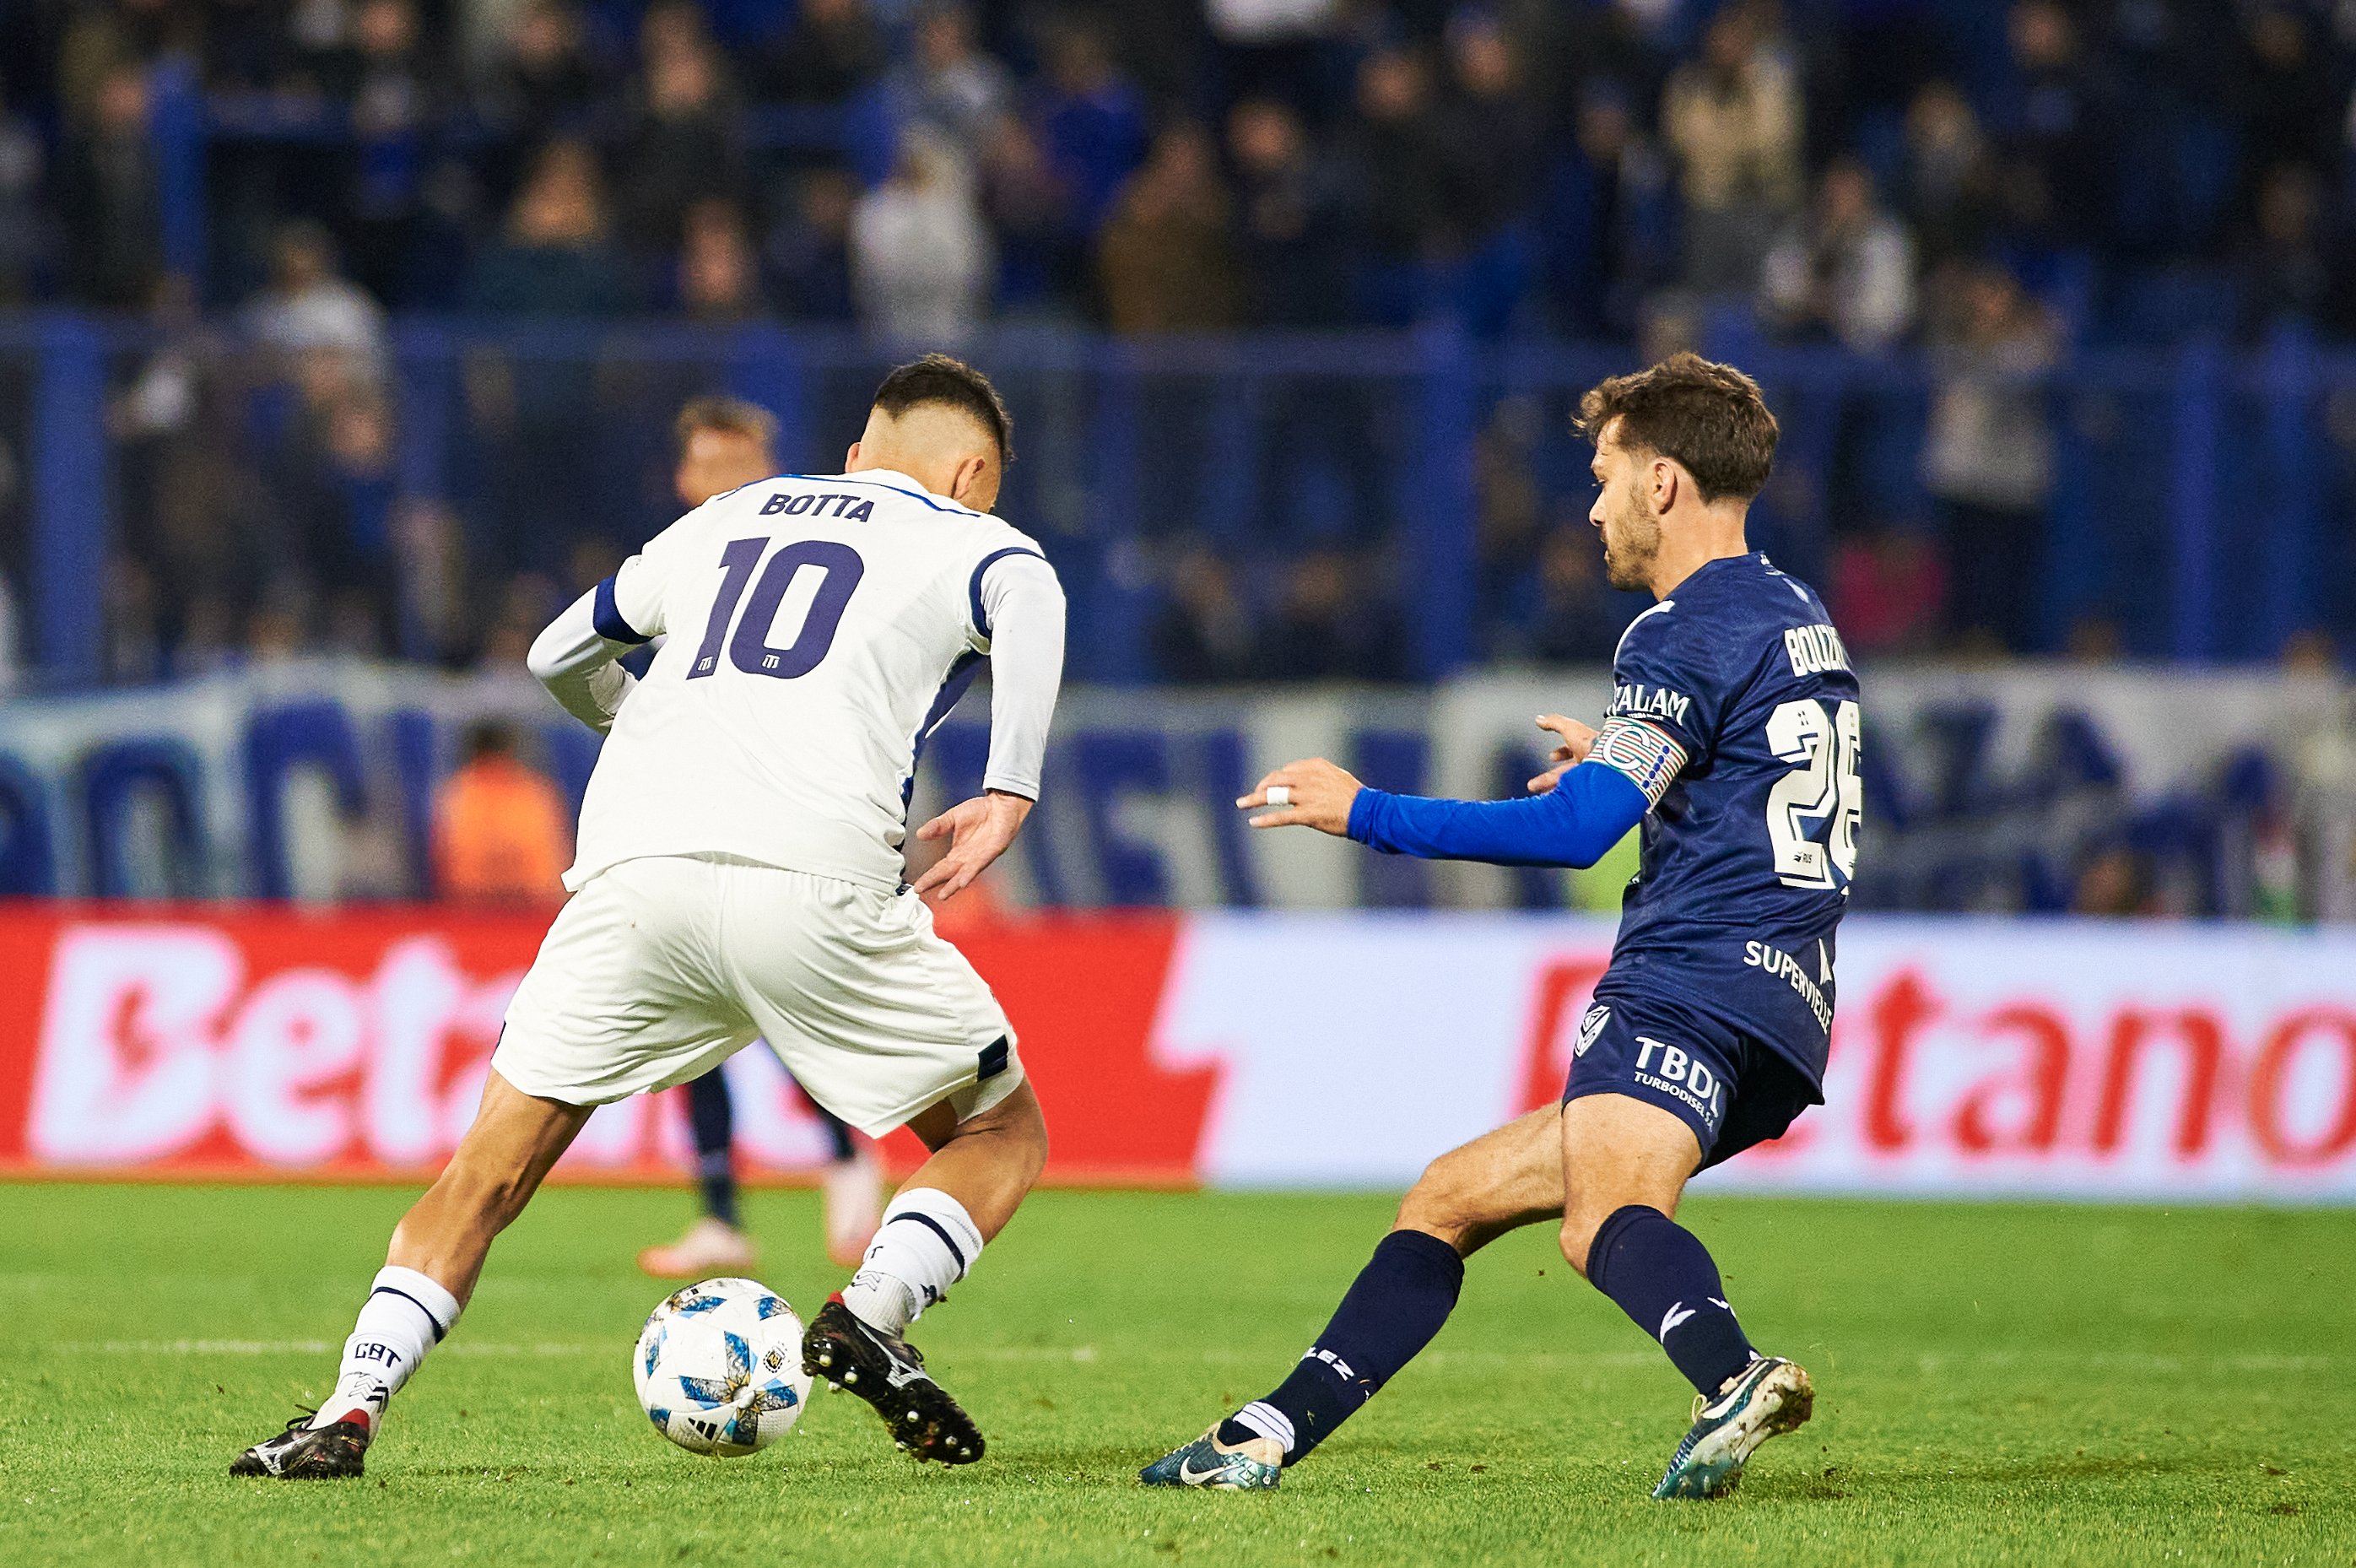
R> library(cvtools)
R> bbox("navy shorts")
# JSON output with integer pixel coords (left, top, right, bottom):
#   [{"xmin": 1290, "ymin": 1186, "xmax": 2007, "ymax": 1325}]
[{"xmin": 1559, "ymin": 993, "xmax": 1821, "ymax": 1170}]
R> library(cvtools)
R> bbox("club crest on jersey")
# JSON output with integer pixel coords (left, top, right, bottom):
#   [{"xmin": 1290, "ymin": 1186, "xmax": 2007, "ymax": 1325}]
[{"xmin": 1575, "ymin": 1005, "xmax": 1611, "ymax": 1057}]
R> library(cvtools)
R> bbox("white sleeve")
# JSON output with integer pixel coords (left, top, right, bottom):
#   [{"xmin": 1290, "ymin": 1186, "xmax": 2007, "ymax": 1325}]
[
  {"xmin": 526, "ymin": 590, "xmax": 638, "ymax": 735},
  {"xmin": 975, "ymin": 550, "xmax": 1065, "ymax": 800}
]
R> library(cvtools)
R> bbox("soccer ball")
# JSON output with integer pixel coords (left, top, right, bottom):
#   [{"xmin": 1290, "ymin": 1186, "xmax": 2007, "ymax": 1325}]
[{"xmin": 632, "ymin": 1277, "xmax": 813, "ymax": 1457}]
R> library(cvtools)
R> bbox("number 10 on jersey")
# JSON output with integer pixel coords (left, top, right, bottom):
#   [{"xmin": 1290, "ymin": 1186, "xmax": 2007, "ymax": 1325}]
[
  {"xmin": 1765, "ymin": 698, "xmax": 1862, "ymax": 889},
  {"xmin": 689, "ymin": 537, "xmax": 867, "ymax": 681}
]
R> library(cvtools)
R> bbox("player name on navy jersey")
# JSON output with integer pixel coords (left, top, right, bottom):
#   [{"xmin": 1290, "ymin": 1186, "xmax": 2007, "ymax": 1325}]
[{"xmin": 1594, "ymin": 552, "xmax": 1860, "ymax": 1089}]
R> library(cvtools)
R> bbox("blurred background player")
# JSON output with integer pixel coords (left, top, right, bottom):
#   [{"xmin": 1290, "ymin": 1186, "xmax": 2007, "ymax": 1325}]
[{"xmin": 638, "ymin": 394, "xmax": 885, "ymax": 1278}]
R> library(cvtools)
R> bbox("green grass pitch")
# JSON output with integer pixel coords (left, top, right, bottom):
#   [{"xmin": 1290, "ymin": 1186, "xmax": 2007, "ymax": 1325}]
[{"xmin": 3, "ymin": 1183, "xmax": 2352, "ymax": 1566}]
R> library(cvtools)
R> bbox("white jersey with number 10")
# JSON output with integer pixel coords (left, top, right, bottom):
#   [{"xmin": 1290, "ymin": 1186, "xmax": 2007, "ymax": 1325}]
[{"xmin": 568, "ymin": 467, "xmax": 1064, "ymax": 895}]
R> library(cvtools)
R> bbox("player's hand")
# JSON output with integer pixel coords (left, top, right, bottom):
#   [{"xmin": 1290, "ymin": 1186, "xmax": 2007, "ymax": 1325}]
[
  {"xmin": 911, "ymin": 790, "xmax": 1032, "ymax": 904},
  {"xmin": 1236, "ymin": 759, "xmax": 1361, "ymax": 835},
  {"xmin": 1526, "ymin": 714, "xmax": 1599, "ymax": 794}
]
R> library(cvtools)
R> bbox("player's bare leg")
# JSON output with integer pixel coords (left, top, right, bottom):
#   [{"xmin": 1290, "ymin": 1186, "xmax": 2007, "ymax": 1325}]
[
  {"xmin": 1144, "ymin": 1106, "xmax": 1568, "ymax": 1488},
  {"xmin": 802, "ymin": 1078, "xmax": 1048, "ymax": 1465},
  {"xmin": 233, "ymin": 1073, "xmax": 592, "ymax": 1477},
  {"xmin": 1559, "ymin": 1093, "xmax": 1813, "ymax": 1499}
]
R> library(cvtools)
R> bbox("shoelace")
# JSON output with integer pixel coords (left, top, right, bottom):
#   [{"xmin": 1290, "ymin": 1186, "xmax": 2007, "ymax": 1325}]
[{"xmin": 278, "ymin": 1405, "xmax": 321, "ymax": 1436}]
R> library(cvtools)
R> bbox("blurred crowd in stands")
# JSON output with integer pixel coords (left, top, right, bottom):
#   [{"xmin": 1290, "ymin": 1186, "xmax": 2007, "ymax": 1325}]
[{"xmin": 0, "ymin": 0, "xmax": 2353, "ymax": 687}]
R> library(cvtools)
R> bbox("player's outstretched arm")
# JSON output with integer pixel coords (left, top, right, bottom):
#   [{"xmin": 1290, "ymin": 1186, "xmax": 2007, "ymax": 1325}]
[
  {"xmin": 527, "ymin": 589, "xmax": 640, "ymax": 735},
  {"xmin": 1239, "ymin": 718, "xmax": 1646, "ymax": 870}
]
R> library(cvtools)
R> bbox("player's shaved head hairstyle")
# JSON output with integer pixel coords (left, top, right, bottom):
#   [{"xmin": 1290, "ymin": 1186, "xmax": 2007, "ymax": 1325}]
[
  {"xmin": 1575, "ymin": 353, "xmax": 1779, "ymax": 505},
  {"xmin": 674, "ymin": 394, "xmax": 778, "ymax": 453},
  {"xmin": 871, "ymin": 354, "xmax": 1013, "ymax": 467}
]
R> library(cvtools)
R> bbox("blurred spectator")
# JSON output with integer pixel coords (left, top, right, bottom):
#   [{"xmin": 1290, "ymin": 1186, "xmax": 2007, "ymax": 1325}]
[
  {"xmin": 1991, "ymin": 0, "xmax": 2112, "ymax": 244},
  {"xmin": 477, "ymin": 570, "xmax": 561, "ymax": 668},
  {"xmin": 1661, "ymin": 3, "xmax": 1802, "ymax": 293},
  {"xmin": 1097, "ymin": 123, "xmax": 1240, "ymax": 334},
  {"xmin": 1828, "ymin": 532, "xmax": 1946, "ymax": 655},
  {"xmin": 888, "ymin": 3, "xmax": 1013, "ymax": 162},
  {"xmin": 2234, "ymin": 6, "xmax": 2337, "ymax": 195},
  {"xmin": 0, "ymin": 570, "xmax": 19, "ymax": 695},
  {"xmin": 1898, "ymin": 81, "xmax": 1996, "ymax": 269},
  {"xmin": 2237, "ymin": 164, "xmax": 2348, "ymax": 339},
  {"xmin": 433, "ymin": 721, "xmax": 571, "ymax": 904},
  {"xmin": 1502, "ymin": 522, "xmax": 1625, "ymax": 665},
  {"xmin": 1540, "ymin": 79, "xmax": 1673, "ymax": 338},
  {"xmin": 274, "ymin": 381, "xmax": 398, "ymax": 631},
  {"xmin": 619, "ymin": 2, "xmax": 741, "ymax": 257},
  {"xmin": 977, "ymin": 111, "xmax": 1082, "ymax": 316},
  {"xmin": 765, "ymin": 166, "xmax": 857, "ymax": 322},
  {"xmin": 206, "ymin": 0, "xmax": 294, "ymax": 91},
  {"xmin": 1228, "ymin": 98, "xmax": 1348, "ymax": 327},
  {"xmin": 1472, "ymin": 396, "xmax": 1543, "ymax": 618},
  {"xmin": 676, "ymin": 199, "xmax": 768, "ymax": 320},
  {"xmin": 467, "ymin": 138, "xmax": 629, "ymax": 316},
  {"xmin": 1151, "ymin": 545, "xmax": 1256, "ymax": 684},
  {"xmin": 759, "ymin": 0, "xmax": 887, "ymax": 106},
  {"xmin": 57, "ymin": 62, "xmax": 167, "ymax": 310},
  {"xmin": 1256, "ymin": 549, "xmax": 1402, "ymax": 682},
  {"xmin": 1759, "ymin": 158, "xmax": 1915, "ymax": 353},
  {"xmin": 2071, "ymin": 842, "xmax": 2155, "ymax": 917},
  {"xmin": 1035, "ymin": 23, "xmax": 1150, "ymax": 234},
  {"xmin": 1338, "ymin": 46, "xmax": 1444, "ymax": 325},
  {"xmin": 243, "ymin": 220, "xmax": 389, "ymax": 373},
  {"xmin": 338, "ymin": 0, "xmax": 443, "ymax": 302},
  {"xmin": 1427, "ymin": 10, "xmax": 1540, "ymax": 336},
  {"xmin": 1922, "ymin": 262, "xmax": 2058, "ymax": 654},
  {"xmin": 0, "ymin": 89, "xmax": 48, "ymax": 302},
  {"xmin": 478, "ymin": 0, "xmax": 605, "ymax": 146},
  {"xmin": 851, "ymin": 130, "xmax": 989, "ymax": 343}
]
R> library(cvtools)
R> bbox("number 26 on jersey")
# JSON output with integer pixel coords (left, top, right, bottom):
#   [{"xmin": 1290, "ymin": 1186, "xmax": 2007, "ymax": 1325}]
[{"xmin": 1765, "ymin": 698, "xmax": 1862, "ymax": 890}]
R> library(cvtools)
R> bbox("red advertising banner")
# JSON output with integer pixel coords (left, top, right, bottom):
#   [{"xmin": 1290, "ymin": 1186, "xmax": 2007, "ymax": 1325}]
[
  {"xmin": 4, "ymin": 906, "xmax": 2353, "ymax": 1200},
  {"xmin": 0, "ymin": 906, "xmax": 1210, "ymax": 1185}
]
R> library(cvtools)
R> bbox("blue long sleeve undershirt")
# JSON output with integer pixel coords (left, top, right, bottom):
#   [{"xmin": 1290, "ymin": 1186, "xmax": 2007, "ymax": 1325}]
[{"xmin": 1344, "ymin": 760, "xmax": 1650, "ymax": 869}]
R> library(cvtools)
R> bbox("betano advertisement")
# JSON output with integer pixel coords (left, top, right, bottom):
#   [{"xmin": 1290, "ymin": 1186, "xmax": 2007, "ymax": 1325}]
[{"xmin": 3, "ymin": 906, "xmax": 2353, "ymax": 1202}]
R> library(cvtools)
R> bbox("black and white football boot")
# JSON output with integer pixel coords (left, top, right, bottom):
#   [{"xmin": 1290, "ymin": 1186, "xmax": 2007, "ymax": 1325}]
[
  {"xmin": 801, "ymin": 1295, "xmax": 985, "ymax": 1465},
  {"xmin": 230, "ymin": 1409, "xmax": 371, "ymax": 1479}
]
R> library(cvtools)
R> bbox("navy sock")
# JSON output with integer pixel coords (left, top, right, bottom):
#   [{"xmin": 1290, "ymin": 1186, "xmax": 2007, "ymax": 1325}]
[
  {"xmin": 686, "ymin": 1070, "xmax": 738, "ymax": 1228},
  {"xmin": 816, "ymin": 1106, "xmax": 856, "ymax": 1165},
  {"xmin": 1218, "ymin": 1230, "xmax": 1463, "ymax": 1464},
  {"xmin": 1584, "ymin": 1204, "xmax": 1755, "ymax": 1397}
]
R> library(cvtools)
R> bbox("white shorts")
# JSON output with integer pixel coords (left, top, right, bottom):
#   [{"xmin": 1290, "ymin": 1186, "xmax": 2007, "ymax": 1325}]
[{"xmin": 493, "ymin": 855, "xmax": 1022, "ymax": 1137}]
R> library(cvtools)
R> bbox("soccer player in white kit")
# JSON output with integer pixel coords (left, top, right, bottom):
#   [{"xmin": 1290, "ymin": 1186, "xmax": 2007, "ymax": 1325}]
[{"xmin": 235, "ymin": 355, "xmax": 1065, "ymax": 1478}]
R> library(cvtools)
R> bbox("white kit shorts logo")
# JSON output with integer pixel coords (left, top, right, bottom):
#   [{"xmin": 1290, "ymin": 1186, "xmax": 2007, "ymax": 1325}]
[{"xmin": 1575, "ymin": 1005, "xmax": 1612, "ymax": 1058}]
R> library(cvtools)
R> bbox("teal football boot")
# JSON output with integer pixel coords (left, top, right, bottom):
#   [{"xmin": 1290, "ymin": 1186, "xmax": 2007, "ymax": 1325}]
[
  {"xmin": 1652, "ymin": 1355, "xmax": 1813, "ymax": 1500},
  {"xmin": 1139, "ymin": 1427, "xmax": 1283, "ymax": 1490}
]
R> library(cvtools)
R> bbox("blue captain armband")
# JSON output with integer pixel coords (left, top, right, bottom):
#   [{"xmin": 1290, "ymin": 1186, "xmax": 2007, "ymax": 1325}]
[{"xmin": 1344, "ymin": 761, "xmax": 1650, "ymax": 870}]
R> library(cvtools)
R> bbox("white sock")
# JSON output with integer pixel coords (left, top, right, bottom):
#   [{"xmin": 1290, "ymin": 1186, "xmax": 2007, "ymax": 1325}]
[
  {"xmin": 838, "ymin": 1188, "xmax": 984, "ymax": 1337},
  {"xmin": 1230, "ymin": 1401, "xmax": 1295, "ymax": 1453},
  {"xmin": 311, "ymin": 1266, "xmax": 462, "ymax": 1432}
]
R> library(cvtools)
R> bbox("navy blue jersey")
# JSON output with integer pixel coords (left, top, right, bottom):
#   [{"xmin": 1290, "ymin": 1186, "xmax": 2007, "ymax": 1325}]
[{"xmin": 1587, "ymin": 552, "xmax": 1860, "ymax": 1088}]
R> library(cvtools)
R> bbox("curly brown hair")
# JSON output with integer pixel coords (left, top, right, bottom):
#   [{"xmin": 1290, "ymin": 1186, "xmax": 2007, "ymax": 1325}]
[{"xmin": 1575, "ymin": 352, "xmax": 1779, "ymax": 504}]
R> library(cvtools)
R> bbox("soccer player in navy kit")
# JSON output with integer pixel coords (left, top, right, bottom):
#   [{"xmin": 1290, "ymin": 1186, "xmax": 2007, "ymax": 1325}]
[{"xmin": 1143, "ymin": 354, "xmax": 1860, "ymax": 1500}]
